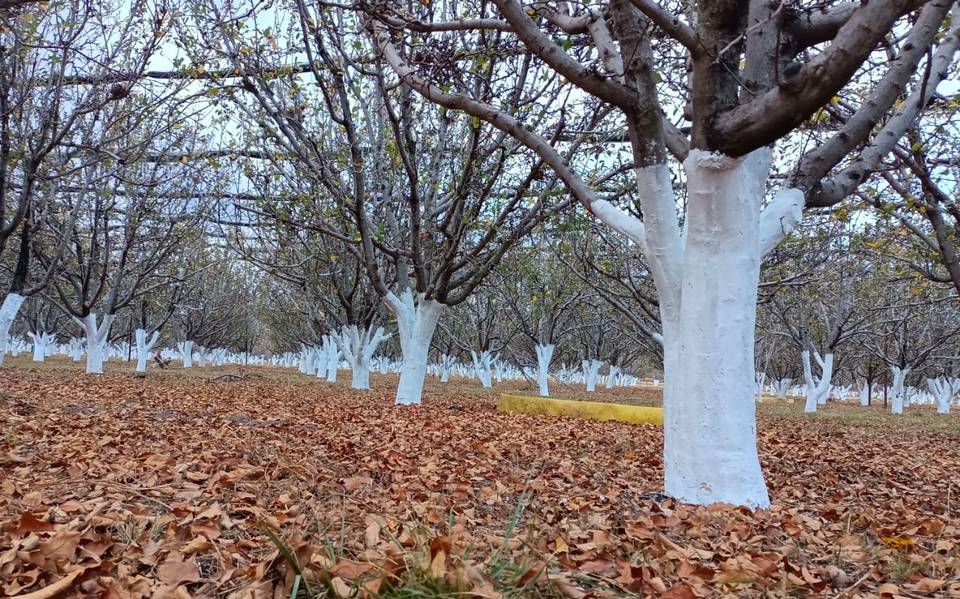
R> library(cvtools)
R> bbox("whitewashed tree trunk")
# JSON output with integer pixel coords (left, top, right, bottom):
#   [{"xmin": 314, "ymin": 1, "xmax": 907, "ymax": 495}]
[
  {"xmin": 754, "ymin": 372, "xmax": 766, "ymax": 401},
  {"xmin": 581, "ymin": 359, "xmax": 603, "ymax": 392},
  {"xmin": 298, "ymin": 347, "xmax": 311, "ymax": 374},
  {"xmin": 385, "ymin": 289, "xmax": 444, "ymax": 405},
  {"xmin": 439, "ymin": 354, "xmax": 455, "ymax": 383},
  {"xmin": 80, "ymin": 314, "xmax": 115, "ymax": 374},
  {"xmin": 535, "ymin": 343, "xmax": 555, "ymax": 397},
  {"xmin": 68, "ymin": 337, "xmax": 84, "ymax": 361},
  {"xmin": 890, "ymin": 366, "xmax": 911, "ymax": 415},
  {"xmin": 322, "ymin": 335, "xmax": 340, "ymax": 383},
  {"xmin": 493, "ymin": 358, "xmax": 506, "ymax": 383},
  {"xmin": 858, "ymin": 383, "xmax": 871, "ymax": 407},
  {"xmin": 135, "ymin": 329, "xmax": 160, "ymax": 373},
  {"xmin": 195, "ymin": 347, "xmax": 207, "ymax": 367},
  {"xmin": 606, "ymin": 365, "xmax": 621, "ymax": 389},
  {"xmin": 28, "ymin": 331, "xmax": 54, "ymax": 362},
  {"xmin": 660, "ymin": 150, "xmax": 800, "ymax": 508},
  {"xmin": 0, "ymin": 293, "xmax": 26, "ymax": 366},
  {"xmin": 801, "ymin": 351, "xmax": 833, "ymax": 413},
  {"xmin": 927, "ymin": 377, "xmax": 952, "ymax": 415},
  {"xmin": 471, "ymin": 350, "xmax": 495, "ymax": 389},
  {"xmin": 831, "ymin": 384, "xmax": 852, "ymax": 402},
  {"xmin": 314, "ymin": 346, "xmax": 327, "ymax": 379},
  {"xmin": 177, "ymin": 341, "xmax": 194, "ymax": 368},
  {"xmin": 337, "ymin": 325, "xmax": 391, "ymax": 390},
  {"xmin": 212, "ymin": 348, "xmax": 227, "ymax": 366},
  {"xmin": 587, "ymin": 147, "xmax": 801, "ymax": 506},
  {"xmin": 772, "ymin": 378, "xmax": 792, "ymax": 399}
]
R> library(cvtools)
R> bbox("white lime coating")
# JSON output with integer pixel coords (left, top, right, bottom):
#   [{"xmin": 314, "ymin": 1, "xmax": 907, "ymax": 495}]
[
  {"xmin": 0, "ymin": 293, "xmax": 26, "ymax": 366},
  {"xmin": 386, "ymin": 289, "xmax": 444, "ymax": 406}
]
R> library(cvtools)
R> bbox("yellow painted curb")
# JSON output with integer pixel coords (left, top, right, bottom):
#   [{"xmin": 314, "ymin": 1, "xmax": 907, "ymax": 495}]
[
  {"xmin": 499, "ymin": 394, "xmax": 663, "ymax": 426},
  {"xmin": 758, "ymin": 395, "xmax": 796, "ymax": 404}
]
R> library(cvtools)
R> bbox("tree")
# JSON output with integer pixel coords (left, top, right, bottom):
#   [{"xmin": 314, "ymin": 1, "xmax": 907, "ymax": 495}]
[
  {"xmin": 231, "ymin": 213, "xmax": 390, "ymax": 389},
  {"xmin": 365, "ymin": 0, "xmax": 960, "ymax": 506},
  {"xmin": 0, "ymin": 0, "xmax": 171, "ymax": 362},
  {"xmin": 495, "ymin": 247, "xmax": 586, "ymax": 396},
  {"xmin": 184, "ymin": 0, "xmax": 581, "ymax": 404},
  {"xmin": 42, "ymin": 155, "xmax": 201, "ymax": 373}
]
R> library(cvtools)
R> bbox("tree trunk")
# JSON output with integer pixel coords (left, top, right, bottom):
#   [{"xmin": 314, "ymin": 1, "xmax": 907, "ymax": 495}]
[
  {"xmin": 858, "ymin": 383, "xmax": 870, "ymax": 407},
  {"xmin": 773, "ymin": 378, "xmax": 792, "ymax": 399},
  {"xmin": 386, "ymin": 290, "xmax": 444, "ymax": 405},
  {"xmin": 29, "ymin": 331, "xmax": 51, "ymax": 362},
  {"xmin": 535, "ymin": 343, "xmax": 554, "ymax": 397},
  {"xmin": 581, "ymin": 359, "xmax": 603, "ymax": 392},
  {"xmin": 314, "ymin": 346, "xmax": 327, "ymax": 379},
  {"xmin": 0, "ymin": 293, "xmax": 26, "ymax": 366},
  {"xmin": 135, "ymin": 329, "xmax": 160, "ymax": 373},
  {"xmin": 927, "ymin": 377, "xmax": 951, "ymax": 415},
  {"xmin": 322, "ymin": 335, "xmax": 339, "ymax": 383},
  {"xmin": 661, "ymin": 149, "xmax": 777, "ymax": 509},
  {"xmin": 338, "ymin": 325, "xmax": 390, "ymax": 390},
  {"xmin": 69, "ymin": 337, "xmax": 83, "ymax": 361},
  {"xmin": 81, "ymin": 314, "xmax": 115, "ymax": 374},
  {"xmin": 606, "ymin": 365, "xmax": 621, "ymax": 389},
  {"xmin": 471, "ymin": 350, "xmax": 495, "ymax": 389},
  {"xmin": 177, "ymin": 340, "xmax": 194, "ymax": 368},
  {"xmin": 802, "ymin": 351, "xmax": 834, "ymax": 413},
  {"xmin": 439, "ymin": 354, "xmax": 454, "ymax": 383},
  {"xmin": 890, "ymin": 366, "xmax": 911, "ymax": 415}
]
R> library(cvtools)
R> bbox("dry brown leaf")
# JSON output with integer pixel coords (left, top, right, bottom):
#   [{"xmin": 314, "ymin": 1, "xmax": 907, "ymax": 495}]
[
  {"xmin": 157, "ymin": 556, "xmax": 200, "ymax": 586},
  {"xmin": 328, "ymin": 559, "xmax": 373, "ymax": 581},
  {"xmin": 10, "ymin": 565, "xmax": 89, "ymax": 599},
  {"xmin": 14, "ymin": 513, "xmax": 55, "ymax": 535},
  {"xmin": 180, "ymin": 536, "xmax": 211, "ymax": 555},
  {"xmin": 329, "ymin": 576, "xmax": 355, "ymax": 598}
]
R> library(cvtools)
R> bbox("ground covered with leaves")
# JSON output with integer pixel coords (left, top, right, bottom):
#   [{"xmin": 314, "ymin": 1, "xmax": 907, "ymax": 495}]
[{"xmin": 1, "ymin": 359, "xmax": 959, "ymax": 598}]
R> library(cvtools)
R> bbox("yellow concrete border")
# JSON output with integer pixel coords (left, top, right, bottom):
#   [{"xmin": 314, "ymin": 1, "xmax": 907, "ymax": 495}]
[
  {"xmin": 499, "ymin": 394, "xmax": 663, "ymax": 426},
  {"xmin": 757, "ymin": 395, "xmax": 796, "ymax": 404}
]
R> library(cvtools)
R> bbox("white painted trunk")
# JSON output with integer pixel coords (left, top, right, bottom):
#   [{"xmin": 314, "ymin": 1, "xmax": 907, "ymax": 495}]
[
  {"xmin": 858, "ymin": 383, "xmax": 870, "ymax": 407},
  {"xmin": 135, "ymin": 329, "xmax": 160, "ymax": 373},
  {"xmin": 338, "ymin": 325, "xmax": 390, "ymax": 390},
  {"xmin": 0, "ymin": 293, "xmax": 26, "ymax": 366},
  {"xmin": 661, "ymin": 150, "xmax": 783, "ymax": 509},
  {"xmin": 387, "ymin": 290, "xmax": 443, "ymax": 405},
  {"xmin": 606, "ymin": 365, "xmax": 621, "ymax": 389},
  {"xmin": 581, "ymin": 359, "xmax": 603, "ymax": 392},
  {"xmin": 68, "ymin": 337, "xmax": 84, "ymax": 361},
  {"xmin": 29, "ymin": 331, "xmax": 54, "ymax": 362},
  {"xmin": 890, "ymin": 366, "xmax": 911, "ymax": 415},
  {"xmin": 322, "ymin": 336, "xmax": 340, "ymax": 383},
  {"xmin": 591, "ymin": 147, "xmax": 800, "ymax": 507},
  {"xmin": 802, "ymin": 351, "xmax": 833, "ymax": 413},
  {"xmin": 81, "ymin": 313, "xmax": 115, "ymax": 375},
  {"xmin": 471, "ymin": 350, "xmax": 495, "ymax": 389},
  {"xmin": 439, "ymin": 354, "xmax": 455, "ymax": 383},
  {"xmin": 927, "ymin": 377, "xmax": 952, "ymax": 415},
  {"xmin": 772, "ymin": 378, "xmax": 792, "ymax": 399},
  {"xmin": 177, "ymin": 341, "xmax": 194, "ymax": 368},
  {"xmin": 315, "ymin": 347, "xmax": 327, "ymax": 379},
  {"xmin": 493, "ymin": 359, "xmax": 506, "ymax": 383},
  {"xmin": 535, "ymin": 343, "xmax": 555, "ymax": 397}
]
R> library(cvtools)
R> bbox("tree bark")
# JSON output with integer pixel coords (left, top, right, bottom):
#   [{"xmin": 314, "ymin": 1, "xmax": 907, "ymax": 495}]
[
  {"xmin": 81, "ymin": 314, "xmax": 115, "ymax": 375},
  {"xmin": 535, "ymin": 343, "xmax": 555, "ymax": 397},
  {"xmin": 386, "ymin": 289, "xmax": 444, "ymax": 405},
  {"xmin": 662, "ymin": 149, "xmax": 775, "ymax": 509},
  {"xmin": 0, "ymin": 293, "xmax": 25, "ymax": 366}
]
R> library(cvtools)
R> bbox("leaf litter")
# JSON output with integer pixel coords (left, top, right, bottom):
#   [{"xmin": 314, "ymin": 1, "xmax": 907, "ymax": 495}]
[{"xmin": 1, "ymin": 366, "xmax": 958, "ymax": 598}]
